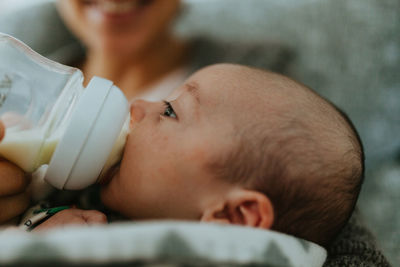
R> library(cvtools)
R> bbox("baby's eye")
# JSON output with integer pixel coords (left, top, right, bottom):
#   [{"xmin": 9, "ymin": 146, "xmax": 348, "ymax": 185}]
[{"xmin": 162, "ymin": 101, "xmax": 177, "ymax": 119}]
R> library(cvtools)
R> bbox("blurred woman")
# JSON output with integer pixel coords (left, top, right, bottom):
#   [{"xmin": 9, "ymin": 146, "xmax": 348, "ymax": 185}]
[{"xmin": 57, "ymin": 0, "xmax": 189, "ymax": 100}]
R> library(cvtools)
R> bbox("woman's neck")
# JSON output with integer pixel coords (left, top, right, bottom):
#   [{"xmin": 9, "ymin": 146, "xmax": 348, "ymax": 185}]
[{"xmin": 81, "ymin": 35, "xmax": 189, "ymax": 100}]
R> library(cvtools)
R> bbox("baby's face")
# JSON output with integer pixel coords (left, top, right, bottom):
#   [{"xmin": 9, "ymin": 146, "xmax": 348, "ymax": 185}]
[{"xmin": 100, "ymin": 65, "xmax": 256, "ymax": 220}]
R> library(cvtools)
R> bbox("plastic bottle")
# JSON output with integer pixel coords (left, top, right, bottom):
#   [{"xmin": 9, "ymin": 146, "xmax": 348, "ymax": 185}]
[{"xmin": 0, "ymin": 33, "xmax": 130, "ymax": 191}]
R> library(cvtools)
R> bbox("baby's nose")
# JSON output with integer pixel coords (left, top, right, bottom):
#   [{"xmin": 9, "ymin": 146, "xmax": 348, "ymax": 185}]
[{"xmin": 130, "ymin": 99, "xmax": 147, "ymax": 124}]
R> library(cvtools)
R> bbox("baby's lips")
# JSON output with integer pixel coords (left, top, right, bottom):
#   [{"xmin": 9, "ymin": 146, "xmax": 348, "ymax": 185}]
[
  {"xmin": 130, "ymin": 112, "xmax": 135, "ymax": 129},
  {"xmin": 0, "ymin": 120, "xmax": 4, "ymax": 141},
  {"xmin": 128, "ymin": 102, "xmax": 135, "ymax": 128}
]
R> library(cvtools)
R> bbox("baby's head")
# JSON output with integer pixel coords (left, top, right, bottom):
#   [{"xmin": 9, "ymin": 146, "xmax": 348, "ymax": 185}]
[{"xmin": 101, "ymin": 64, "xmax": 364, "ymax": 247}]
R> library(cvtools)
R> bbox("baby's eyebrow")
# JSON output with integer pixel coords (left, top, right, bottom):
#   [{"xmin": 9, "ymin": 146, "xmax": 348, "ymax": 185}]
[{"xmin": 184, "ymin": 82, "xmax": 200, "ymax": 105}]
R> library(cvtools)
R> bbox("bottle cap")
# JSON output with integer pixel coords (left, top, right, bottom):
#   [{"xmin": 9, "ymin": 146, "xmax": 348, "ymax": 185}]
[{"xmin": 45, "ymin": 77, "xmax": 129, "ymax": 190}]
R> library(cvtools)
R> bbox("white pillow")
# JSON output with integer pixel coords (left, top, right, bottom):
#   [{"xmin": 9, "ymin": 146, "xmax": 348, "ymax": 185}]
[{"xmin": 0, "ymin": 221, "xmax": 326, "ymax": 266}]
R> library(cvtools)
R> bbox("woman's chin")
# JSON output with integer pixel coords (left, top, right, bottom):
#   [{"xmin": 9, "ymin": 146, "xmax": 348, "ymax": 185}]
[{"xmin": 92, "ymin": 35, "xmax": 146, "ymax": 58}]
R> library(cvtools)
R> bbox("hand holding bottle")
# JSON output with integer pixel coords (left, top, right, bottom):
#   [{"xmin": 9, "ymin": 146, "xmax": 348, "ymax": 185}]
[{"xmin": 0, "ymin": 121, "xmax": 30, "ymax": 224}]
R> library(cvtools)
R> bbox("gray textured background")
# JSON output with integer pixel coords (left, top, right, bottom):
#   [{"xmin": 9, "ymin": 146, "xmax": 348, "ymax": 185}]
[
  {"xmin": 176, "ymin": 0, "xmax": 400, "ymax": 265},
  {"xmin": 0, "ymin": 0, "xmax": 398, "ymax": 265}
]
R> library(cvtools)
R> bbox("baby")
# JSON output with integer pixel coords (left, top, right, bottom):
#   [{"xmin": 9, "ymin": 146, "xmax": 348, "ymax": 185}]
[{"xmin": 34, "ymin": 64, "xmax": 364, "ymax": 248}]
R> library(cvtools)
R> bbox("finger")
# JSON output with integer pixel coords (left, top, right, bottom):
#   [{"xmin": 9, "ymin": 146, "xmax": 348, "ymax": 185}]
[
  {"xmin": 0, "ymin": 191, "xmax": 30, "ymax": 223},
  {"xmin": 0, "ymin": 121, "xmax": 4, "ymax": 141},
  {"xmin": 0, "ymin": 161, "xmax": 28, "ymax": 196},
  {"xmin": 81, "ymin": 210, "xmax": 108, "ymax": 224},
  {"xmin": 34, "ymin": 209, "xmax": 106, "ymax": 231},
  {"xmin": 34, "ymin": 214, "xmax": 86, "ymax": 231}
]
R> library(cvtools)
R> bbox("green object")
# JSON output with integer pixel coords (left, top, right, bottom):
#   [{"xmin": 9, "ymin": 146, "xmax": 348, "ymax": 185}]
[{"xmin": 33, "ymin": 206, "xmax": 70, "ymax": 216}]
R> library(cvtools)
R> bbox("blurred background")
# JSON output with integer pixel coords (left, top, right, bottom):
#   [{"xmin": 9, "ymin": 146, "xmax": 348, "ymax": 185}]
[{"xmin": 0, "ymin": 0, "xmax": 399, "ymax": 265}]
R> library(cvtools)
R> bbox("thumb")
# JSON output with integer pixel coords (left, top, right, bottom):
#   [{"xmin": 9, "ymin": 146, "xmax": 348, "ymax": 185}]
[{"xmin": 0, "ymin": 161, "xmax": 28, "ymax": 196}]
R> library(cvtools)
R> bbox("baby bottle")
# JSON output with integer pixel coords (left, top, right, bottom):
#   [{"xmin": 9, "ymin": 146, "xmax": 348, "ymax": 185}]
[{"xmin": 0, "ymin": 33, "xmax": 130, "ymax": 191}]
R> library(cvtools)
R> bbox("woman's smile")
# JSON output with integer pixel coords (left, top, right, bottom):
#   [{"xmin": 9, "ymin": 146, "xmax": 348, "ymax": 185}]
[
  {"xmin": 81, "ymin": 0, "xmax": 155, "ymax": 24},
  {"xmin": 82, "ymin": 0, "xmax": 155, "ymax": 14}
]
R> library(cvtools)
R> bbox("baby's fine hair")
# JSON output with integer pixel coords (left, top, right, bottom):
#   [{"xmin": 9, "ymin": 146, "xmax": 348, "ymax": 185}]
[{"xmin": 209, "ymin": 68, "xmax": 364, "ymax": 247}]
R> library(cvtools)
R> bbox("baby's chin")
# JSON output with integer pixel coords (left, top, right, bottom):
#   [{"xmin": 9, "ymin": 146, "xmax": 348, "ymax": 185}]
[
  {"xmin": 98, "ymin": 162, "xmax": 121, "ymax": 185},
  {"xmin": 99, "ymin": 168, "xmax": 121, "ymax": 212},
  {"xmin": 99, "ymin": 180, "xmax": 119, "ymax": 212}
]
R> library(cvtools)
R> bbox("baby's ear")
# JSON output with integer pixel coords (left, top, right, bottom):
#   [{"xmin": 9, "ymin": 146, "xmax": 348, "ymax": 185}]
[{"xmin": 200, "ymin": 189, "xmax": 274, "ymax": 229}]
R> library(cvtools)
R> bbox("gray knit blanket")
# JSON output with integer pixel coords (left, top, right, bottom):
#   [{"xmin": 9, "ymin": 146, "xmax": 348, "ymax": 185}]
[{"xmin": 325, "ymin": 211, "xmax": 390, "ymax": 266}]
